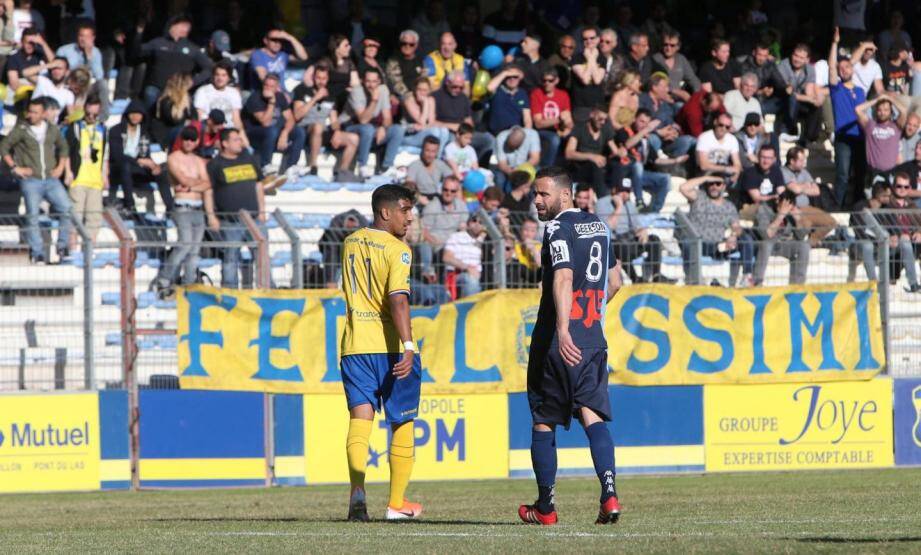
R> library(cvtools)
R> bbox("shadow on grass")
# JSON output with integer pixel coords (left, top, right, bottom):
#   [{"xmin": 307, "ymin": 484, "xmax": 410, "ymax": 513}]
[
  {"xmin": 792, "ymin": 537, "xmax": 921, "ymax": 544},
  {"xmin": 148, "ymin": 517, "xmax": 519, "ymax": 526}
]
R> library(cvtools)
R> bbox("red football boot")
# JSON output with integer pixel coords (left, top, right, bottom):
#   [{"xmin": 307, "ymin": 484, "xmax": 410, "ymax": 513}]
[
  {"xmin": 518, "ymin": 503, "xmax": 558, "ymax": 525},
  {"xmin": 595, "ymin": 496, "xmax": 622, "ymax": 524}
]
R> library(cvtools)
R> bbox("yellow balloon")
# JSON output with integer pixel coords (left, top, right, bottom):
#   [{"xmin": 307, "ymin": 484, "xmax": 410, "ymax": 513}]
[
  {"xmin": 471, "ymin": 69, "xmax": 490, "ymax": 102},
  {"xmin": 515, "ymin": 162, "xmax": 536, "ymax": 181},
  {"xmin": 14, "ymin": 85, "xmax": 34, "ymax": 103}
]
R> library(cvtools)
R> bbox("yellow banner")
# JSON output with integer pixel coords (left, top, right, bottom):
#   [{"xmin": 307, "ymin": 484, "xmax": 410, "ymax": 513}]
[
  {"xmin": 704, "ymin": 379, "xmax": 893, "ymax": 471},
  {"xmin": 304, "ymin": 394, "xmax": 508, "ymax": 483},
  {"xmin": 0, "ymin": 393, "xmax": 101, "ymax": 492},
  {"xmin": 608, "ymin": 282, "xmax": 884, "ymax": 385},
  {"xmin": 177, "ymin": 282, "xmax": 882, "ymax": 394}
]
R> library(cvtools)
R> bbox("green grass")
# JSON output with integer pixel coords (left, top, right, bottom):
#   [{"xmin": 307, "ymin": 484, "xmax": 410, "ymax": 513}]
[{"xmin": 2, "ymin": 469, "xmax": 921, "ymax": 553}]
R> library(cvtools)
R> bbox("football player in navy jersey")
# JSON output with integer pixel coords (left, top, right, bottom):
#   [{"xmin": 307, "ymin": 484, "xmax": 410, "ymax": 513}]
[{"xmin": 518, "ymin": 166, "xmax": 623, "ymax": 526}]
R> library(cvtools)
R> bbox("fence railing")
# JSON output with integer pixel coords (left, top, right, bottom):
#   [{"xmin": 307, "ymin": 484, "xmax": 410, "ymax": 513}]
[{"xmin": 4, "ymin": 206, "xmax": 921, "ymax": 393}]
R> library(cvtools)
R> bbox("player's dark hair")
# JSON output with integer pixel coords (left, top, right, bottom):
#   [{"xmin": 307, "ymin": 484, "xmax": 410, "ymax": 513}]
[
  {"xmin": 457, "ymin": 122, "xmax": 474, "ymax": 136},
  {"xmin": 482, "ymin": 185, "xmax": 504, "ymax": 202},
  {"xmin": 575, "ymin": 183, "xmax": 593, "ymax": 194},
  {"xmin": 893, "ymin": 171, "xmax": 911, "ymax": 185},
  {"xmin": 871, "ymin": 182, "xmax": 890, "ymax": 198},
  {"xmin": 372, "ymin": 184, "xmax": 415, "ymax": 216},
  {"xmin": 535, "ymin": 166, "xmax": 572, "ymax": 191},
  {"xmin": 758, "ymin": 143, "xmax": 776, "ymax": 156},
  {"xmin": 180, "ymin": 125, "xmax": 200, "ymax": 141},
  {"xmin": 422, "ymin": 135, "xmax": 440, "ymax": 149}
]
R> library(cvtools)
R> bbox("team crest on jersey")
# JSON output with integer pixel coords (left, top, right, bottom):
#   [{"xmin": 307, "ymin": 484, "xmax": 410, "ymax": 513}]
[
  {"xmin": 515, "ymin": 306, "xmax": 539, "ymax": 368},
  {"xmin": 401, "ymin": 252, "xmax": 410, "ymax": 264},
  {"xmin": 573, "ymin": 221, "xmax": 608, "ymax": 238},
  {"xmin": 545, "ymin": 220, "xmax": 561, "ymax": 238},
  {"xmin": 550, "ymin": 240, "xmax": 570, "ymax": 264}
]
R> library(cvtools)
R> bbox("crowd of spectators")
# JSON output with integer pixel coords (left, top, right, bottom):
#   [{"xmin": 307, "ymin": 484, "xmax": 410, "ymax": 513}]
[{"xmin": 4, "ymin": 1, "xmax": 921, "ymax": 299}]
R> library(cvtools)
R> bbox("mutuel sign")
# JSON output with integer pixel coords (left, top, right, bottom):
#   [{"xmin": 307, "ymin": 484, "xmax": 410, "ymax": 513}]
[
  {"xmin": 0, "ymin": 393, "xmax": 101, "ymax": 493},
  {"xmin": 704, "ymin": 380, "xmax": 893, "ymax": 471}
]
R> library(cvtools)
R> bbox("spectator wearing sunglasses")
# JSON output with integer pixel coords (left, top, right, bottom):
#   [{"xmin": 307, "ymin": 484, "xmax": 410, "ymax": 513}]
[
  {"xmin": 651, "ymin": 30, "xmax": 700, "ymax": 104},
  {"xmin": 882, "ymin": 171, "xmax": 921, "ymax": 292},
  {"xmin": 248, "ymin": 27, "xmax": 307, "ymax": 92},
  {"xmin": 548, "ymin": 35, "xmax": 576, "ymax": 90},
  {"xmin": 530, "ymin": 67, "xmax": 573, "ymax": 167},
  {"xmin": 696, "ymin": 112, "xmax": 743, "ymax": 187},
  {"xmin": 385, "ymin": 30, "xmax": 425, "ymax": 100},
  {"xmin": 570, "ymin": 26, "xmax": 609, "ymax": 123}
]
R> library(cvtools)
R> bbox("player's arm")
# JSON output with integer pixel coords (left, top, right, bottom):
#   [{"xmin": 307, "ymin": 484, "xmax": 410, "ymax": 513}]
[
  {"xmin": 389, "ymin": 292, "xmax": 414, "ymax": 379},
  {"xmin": 606, "ymin": 260, "xmax": 623, "ymax": 301},
  {"xmin": 553, "ymin": 267, "xmax": 581, "ymax": 366},
  {"xmin": 388, "ymin": 245, "xmax": 415, "ymax": 379}
]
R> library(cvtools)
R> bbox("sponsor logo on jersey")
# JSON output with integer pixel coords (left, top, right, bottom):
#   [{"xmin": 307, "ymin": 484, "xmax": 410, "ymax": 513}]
[
  {"xmin": 401, "ymin": 252, "xmax": 411, "ymax": 264},
  {"xmin": 550, "ymin": 240, "xmax": 570, "ymax": 265},
  {"xmin": 573, "ymin": 221, "xmax": 608, "ymax": 238}
]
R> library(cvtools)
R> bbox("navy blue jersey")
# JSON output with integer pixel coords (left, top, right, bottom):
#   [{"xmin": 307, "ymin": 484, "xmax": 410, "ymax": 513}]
[{"xmin": 531, "ymin": 209, "xmax": 616, "ymax": 353}]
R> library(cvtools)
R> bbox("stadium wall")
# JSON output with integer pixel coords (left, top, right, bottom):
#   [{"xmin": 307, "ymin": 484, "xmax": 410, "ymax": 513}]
[{"xmin": 1, "ymin": 377, "xmax": 914, "ymax": 493}]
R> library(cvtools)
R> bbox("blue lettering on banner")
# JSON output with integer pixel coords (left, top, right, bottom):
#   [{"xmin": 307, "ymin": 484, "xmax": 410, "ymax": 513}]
[
  {"xmin": 684, "ymin": 295, "xmax": 734, "ymax": 374},
  {"xmin": 745, "ymin": 294, "xmax": 771, "ymax": 375},
  {"xmin": 374, "ymin": 416, "xmax": 467, "ymax": 463},
  {"xmin": 621, "ymin": 293, "xmax": 670, "ymax": 374},
  {"xmin": 893, "ymin": 379, "xmax": 921, "ymax": 465},
  {"xmin": 180, "ymin": 291, "xmax": 237, "ymax": 377},
  {"xmin": 786, "ymin": 292, "xmax": 844, "ymax": 372},
  {"xmin": 320, "ymin": 297, "xmax": 345, "ymax": 382},
  {"xmin": 450, "ymin": 302, "xmax": 501, "ymax": 383},
  {"xmin": 9, "ymin": 422, "xmax": 90, "ymax": 447},
  {"xmin": 249, "ymin": 297, "xmax": 306, "ymax": 382},
  {"xmin": 850, "ymin": 290, "xmax": 880, "ymax": 370},
  {"xmin": 779, "ymin": 385, "xmax": 877, "ymax": 445}
]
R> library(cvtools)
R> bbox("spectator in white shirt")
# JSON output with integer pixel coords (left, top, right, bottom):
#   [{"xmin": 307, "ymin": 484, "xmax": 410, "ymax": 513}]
[
  {"xmin": 723, "ymin": 72, "xmax": 762, "ymax": 131},
  {"xmin": 442, "ymin": 214, "xmax": 485, "ymax": 298},
  {"xmin": 193, "ymin": 60, "xmax": 249, "ymax": 147},
  {"xmin": 850, "ymin": 40, "xmax": 885, "ymax": 97}
]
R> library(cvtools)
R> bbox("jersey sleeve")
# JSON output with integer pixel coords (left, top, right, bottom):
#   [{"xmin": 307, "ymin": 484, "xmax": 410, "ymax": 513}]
[
  {"xmin": 545, "ymin": 219, "xmax": 575, "ymax": 272},
  {"xmin": 386, "ymin": 242, "xmax": 412, "ymax": 296}
]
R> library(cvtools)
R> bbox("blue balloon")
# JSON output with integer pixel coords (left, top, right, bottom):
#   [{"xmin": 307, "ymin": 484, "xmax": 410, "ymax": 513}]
[
  {"xmin": 479, "ymin": 45, "xmax": 504, "ymax": 70},
  {"xmin": 463, "ymin": 170, "xmax": 487, "ymax": 193}
]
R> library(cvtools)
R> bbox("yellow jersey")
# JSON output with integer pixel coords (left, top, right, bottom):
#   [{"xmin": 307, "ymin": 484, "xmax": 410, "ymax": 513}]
[{"xmin": 340, "ymin": 227, "xmax": 412, "ymax": 356}]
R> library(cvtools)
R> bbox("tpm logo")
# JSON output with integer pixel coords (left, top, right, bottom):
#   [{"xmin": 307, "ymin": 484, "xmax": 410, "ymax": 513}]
[{"xmin": 367, "ymin": 417, "xmax": 465, "ymax": 467}]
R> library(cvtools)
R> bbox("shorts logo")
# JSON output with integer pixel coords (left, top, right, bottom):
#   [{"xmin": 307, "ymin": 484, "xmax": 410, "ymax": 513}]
[
  {"xmin": 550, "ymin": 240, "xmax": 570, "ymax": 265},
  {"xmin": 401, "ymin": 252, "xmax": 411, "ymax": 265},
  {"xmin": 573, "ymin": 222, "xmax": 608, "ymax": 238}
]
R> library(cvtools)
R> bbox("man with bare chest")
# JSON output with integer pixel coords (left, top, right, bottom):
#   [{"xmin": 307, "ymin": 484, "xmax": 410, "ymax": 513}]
[{"xmin": 151, "ymin": 126, "xmax": 211, "ymax": 297}]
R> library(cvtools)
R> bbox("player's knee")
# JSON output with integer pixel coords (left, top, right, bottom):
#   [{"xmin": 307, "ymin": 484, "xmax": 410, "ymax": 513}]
[{"xmin": 533, "ymin": 423, "xmax": 553, "ymax": 432}]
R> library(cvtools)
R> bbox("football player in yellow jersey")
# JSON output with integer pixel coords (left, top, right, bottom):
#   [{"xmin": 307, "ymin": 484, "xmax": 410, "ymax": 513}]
[{"xmin": 340, "ymin": 184, "xmax": 422, "ymax": 522}]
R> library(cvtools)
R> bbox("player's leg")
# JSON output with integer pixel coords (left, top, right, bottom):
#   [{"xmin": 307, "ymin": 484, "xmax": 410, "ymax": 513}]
[
  {"xmin": 573, "ymin": 348, "xmax": 621, "ymax": 524},
  {"xmin": 341, "ymin": 355, "xmax": 380, "ymax": 522},
  {"xmin": 519, "ymin": 349, "xmax": 566, "ymax": 525},
  {"xmin": 578, "ymin": 406, "xmax": 621, "ymax": 523},
  {"xmin": 381, "ymin": 353, "xmax": 423, "ymax": 520}
]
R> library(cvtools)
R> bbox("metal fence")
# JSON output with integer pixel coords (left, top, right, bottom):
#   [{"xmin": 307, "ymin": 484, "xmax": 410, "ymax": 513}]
[{"xmin": 3, "ymin": 206, "xmax": 921, "ymax": 392}]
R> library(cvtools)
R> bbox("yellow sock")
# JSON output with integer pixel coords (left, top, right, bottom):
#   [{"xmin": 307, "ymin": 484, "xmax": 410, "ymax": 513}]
[
  {"xmin": 346, "ymin": 418, "xmax": 373, "ymax": 491},
  {"xmin": 388, "ymin": 421, "xmax": 415, "ymax": 509}
]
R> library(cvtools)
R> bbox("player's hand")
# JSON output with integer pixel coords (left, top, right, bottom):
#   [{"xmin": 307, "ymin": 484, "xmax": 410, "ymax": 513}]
[
  {"xmin": 392, "ymin": 350, "xmax": 415, "ymax": 380},
  {"xmin": 557, "ymin": 329, "xmax": 582, "ymax": 367}
]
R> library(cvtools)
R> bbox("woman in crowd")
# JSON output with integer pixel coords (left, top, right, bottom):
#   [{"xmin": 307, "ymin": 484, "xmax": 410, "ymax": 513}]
[
  {"xmin": 401, "ymin": 77, "xmax": 450, "ymax": 154},
  {"xmin": 608, "ymin": 69, "xmax": 641, "ymax": 130},
  {"xmin": 152, "ymin": 73, "xmax": 195, "ymax": 148}
]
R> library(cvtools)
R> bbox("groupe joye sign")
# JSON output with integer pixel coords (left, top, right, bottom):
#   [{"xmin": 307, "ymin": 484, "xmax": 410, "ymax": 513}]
[{"xmin": 175, "ymin": 282, "xmax": 883, "ymax": 394}]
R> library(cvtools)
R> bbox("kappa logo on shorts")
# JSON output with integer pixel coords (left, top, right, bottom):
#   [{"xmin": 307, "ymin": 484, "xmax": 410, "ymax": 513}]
[
  {"xmin": 550, "ymin": 240, "xmax": 570, "ymax": 265},
  {"xmin": 573, "ymin": 222, "xmax": 608, "ymax": 238}
]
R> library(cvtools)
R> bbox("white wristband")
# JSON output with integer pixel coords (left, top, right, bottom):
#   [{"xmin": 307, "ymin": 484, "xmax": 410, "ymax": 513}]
[{"xmin": 403, "ymin": 341, "xmax": 415, "ymax": 352}]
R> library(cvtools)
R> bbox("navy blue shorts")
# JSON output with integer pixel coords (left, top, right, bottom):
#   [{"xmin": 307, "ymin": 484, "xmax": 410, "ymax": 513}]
[
  {"xmin": 341, "ymin": 353, "xmax": 421, "ymax": 424},
  {"xmin": 527, "ymin": 347, "xmax": 612, "ymax": 428}
]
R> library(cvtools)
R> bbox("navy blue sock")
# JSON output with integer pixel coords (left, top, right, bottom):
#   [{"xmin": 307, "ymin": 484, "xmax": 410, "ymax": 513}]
[
  {"xmin": 585, "ymin": 422, "xmax": 617, "ymax": 502},
  {"xmin": 530, "ymin": 429, "xmax": 557, "ymax": 512}
]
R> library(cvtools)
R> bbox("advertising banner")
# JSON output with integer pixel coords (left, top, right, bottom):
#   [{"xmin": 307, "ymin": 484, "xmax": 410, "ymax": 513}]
[
  {"xmin": 704, "ymin": 379, "xmax": 893, "ymax": 472},
  {"xmin": 893, "ymin": 379, "xmax": 921, "ymax": 466},
  {"xmin": 0, "ymin": 393, "xmax": 101, "ymax": 492},
  {"xmin": 304, "ymin": 394, "xmax": 508, "ymax": 483},
  {"xmin": 177, "ymin": 282, "xmax": 882, "ymax": 394}
]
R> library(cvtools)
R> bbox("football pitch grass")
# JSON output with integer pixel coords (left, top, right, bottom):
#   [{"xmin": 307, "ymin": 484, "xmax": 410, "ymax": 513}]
[{"xmin": 3, "ymin": 468, "xmax": 921, "ymax": 553}]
